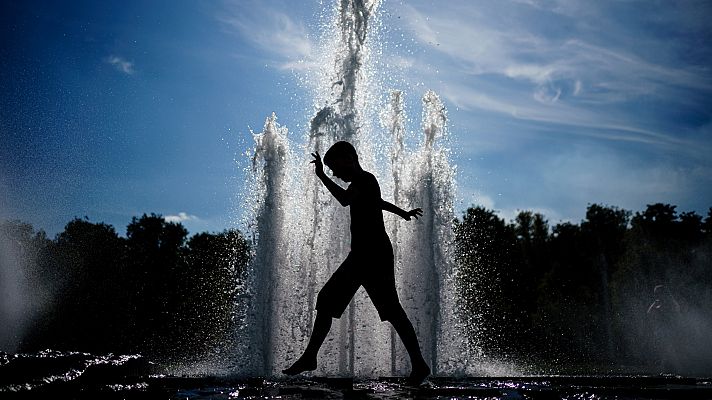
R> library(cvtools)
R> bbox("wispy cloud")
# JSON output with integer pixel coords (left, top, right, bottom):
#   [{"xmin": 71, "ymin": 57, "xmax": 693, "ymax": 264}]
[
  {"xmin": 401, "ymin": 3, "xmax": 711, "ymax": 94},
  {"xmin": 164, "ymin": 212, "xmax": 199, "ymax": 223},
  {"xmin": 439, "ymin": 82, "xmax": 694, "ymax": 150},
  {"xmin": 105, "ymin": 55, "xmax": 135, "ymax": 75},
  {"xmin": 218, "ymin": 2, "xmax": 317, "ymax": 71},
  {"xmin": 395, "ymin": 1, "xmax": 712, "ymax": 154}
]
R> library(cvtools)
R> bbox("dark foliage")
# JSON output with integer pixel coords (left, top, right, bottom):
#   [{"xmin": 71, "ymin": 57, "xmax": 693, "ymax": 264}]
[
  {"xmin": 1, "ymin": 215, "xmax": 250, "ymax": 363},
  {"xmin": 454, "ymin": 203, "xmax": 712, "ymax": 373},
  {"xmin": 2, "ymin": 202, "xmax": 710, "ymax": 373},
  {"xmin": 453, "ymin": 206, "xmax": 518, "ymax": 358}
]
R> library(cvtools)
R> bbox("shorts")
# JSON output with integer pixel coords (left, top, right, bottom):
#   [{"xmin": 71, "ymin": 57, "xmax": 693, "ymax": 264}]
[{"xmin": 315, "ymin": 243, "xmax": 401, "ymax": 321}]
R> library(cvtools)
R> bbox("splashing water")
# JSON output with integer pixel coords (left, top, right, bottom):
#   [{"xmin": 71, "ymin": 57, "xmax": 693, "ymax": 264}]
[{"xmin": 239, "ymin": 0, "xmax": 506, "ymax": 378}]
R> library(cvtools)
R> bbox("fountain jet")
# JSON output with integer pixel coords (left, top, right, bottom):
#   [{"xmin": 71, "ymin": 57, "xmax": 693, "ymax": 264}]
[{"xmin": 241, "ymin": 0, "xmax": 476, "ymax": 377}]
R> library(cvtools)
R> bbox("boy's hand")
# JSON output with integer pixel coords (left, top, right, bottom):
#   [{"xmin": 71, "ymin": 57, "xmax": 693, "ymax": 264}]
[
  {"xmin": 402, "ymin": 208, "xmax": 423, "ymax": 221},
  {"xmin": 311, "ymin": 151, "xmax": 325, "ymax": 178}
]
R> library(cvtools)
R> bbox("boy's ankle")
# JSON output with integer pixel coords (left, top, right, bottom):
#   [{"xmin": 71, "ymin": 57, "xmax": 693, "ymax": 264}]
[
  {"xmin": 282, "ymin": 356, "xmax": 318, "ymax": 375},
  {"xmin": 411, "ymin": 355, "xmax": 428, "ymax": 367},
  {"xmin": 408, "ymin": 361, "xmax": 430, "ymax": 385},
  {"xmin": 300, "ymin": 352, "xmax": 317, "ymax": 363}
]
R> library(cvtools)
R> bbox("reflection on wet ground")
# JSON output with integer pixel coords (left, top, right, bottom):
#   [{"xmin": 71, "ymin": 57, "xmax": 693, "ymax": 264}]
[
  {"xmin": 5, "ymin": 374, "xmax": 712, "ymax": 399},
  {"xmin": 2, "ymin": 351, "xmax": 711, "ymax": 399},
  {"xmin": 172, "ymin": 376, "xmax": 712, "ymax": 400}
]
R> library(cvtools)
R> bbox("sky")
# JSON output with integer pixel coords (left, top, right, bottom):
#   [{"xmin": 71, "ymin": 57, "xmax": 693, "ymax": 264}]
[{"xmin": 1, "ymin": 0, "xmax": 711, "ymax": 237}]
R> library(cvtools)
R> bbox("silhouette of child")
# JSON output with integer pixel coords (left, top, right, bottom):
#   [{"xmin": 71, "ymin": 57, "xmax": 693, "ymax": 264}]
[{"xmin": 283, "ymin": 141, "xmax": 431, "ymax": 384}]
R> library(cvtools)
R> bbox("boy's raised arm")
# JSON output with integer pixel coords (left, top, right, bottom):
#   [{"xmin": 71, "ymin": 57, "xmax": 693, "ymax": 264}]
[
  {"xmin": 381, "ymin": 200, "xmax": 423, "ymax": 221},
  {"xmin": 311, "ymin": 152, "xmax": 351, "ymax": 206}
]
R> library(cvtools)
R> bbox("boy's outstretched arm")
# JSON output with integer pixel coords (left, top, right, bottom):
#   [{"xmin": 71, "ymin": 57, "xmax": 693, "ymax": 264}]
[
  {"xmin": 311, "ymin": 152, "xmax": 351, "ymax": 206},
  {"xmin": 382, "ymin": 200, "xmax": 423, "ymax": 221}
]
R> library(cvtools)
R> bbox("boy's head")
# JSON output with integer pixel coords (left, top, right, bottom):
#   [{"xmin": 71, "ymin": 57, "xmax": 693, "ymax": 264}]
[{"xmin": 324, "ymin": 141, "xmax": 360, "ymax": 182}]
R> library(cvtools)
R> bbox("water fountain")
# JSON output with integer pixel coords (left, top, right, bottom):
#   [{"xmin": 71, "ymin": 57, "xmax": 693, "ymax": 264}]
[{"xmin": 241, "ymin": 0, "xmax": 470, "ymax": 378}]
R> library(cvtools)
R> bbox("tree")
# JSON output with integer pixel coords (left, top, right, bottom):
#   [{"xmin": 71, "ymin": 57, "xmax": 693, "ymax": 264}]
[
  {"xmin": 21, "ymin": 218, "xmax": 128, "ymax": 353},
  {"xmin": 453, "ymin": 206, "xmax": 520, "ymax": 358},
  {"xmin": 0, "ymin": 220, "xmax": 50, "ymax": 353},
  {"xmin": 512, "ymin": 211, "xmax": 549, "ymax": 333},
  {"xmin": 175, "ymin": 229, "xmax": 251, "ymax": 360},
  {"xmin": 612, "ymin": 204, "xmax": 712, "ymax": 371},
  {"xmin": 631, "ymin": 203, "xmax": 677, "ymax": 242},
  {"xmin": 703, "ymin": 208, "xmax": 712, "ymax": 235},
  {"xmin": 5, "ymin": 214, "xmax": 255, "ymax": 362},
  {"xmin": 125, "ymin": 213, "xmax": 188, "ymax": 358},
  {"xmin": 678, "ymin": 211, "xmax": 703, "ymax": 242}
]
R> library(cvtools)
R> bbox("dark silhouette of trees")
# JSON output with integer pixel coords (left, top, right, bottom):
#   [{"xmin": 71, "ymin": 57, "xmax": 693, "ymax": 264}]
[
  {"xmin": 176, "ymin": 230, "xmax": 251, "ymax": 361},
  {"xmin": 2, "ymin": 201, "xmax": 710, "ymax": 374},
  {"xmin": 703, "ymin": 208, "xmax": 712, "ymax": 234},
  {"xmin": 611, "ymin": 204, "xmax": 712, "ymax": 372},
  {"xmin": 453, "ymin": 206, "xmax": 519, "ymax": 358},
  {"xmin": 36, "ymin": 218, "xmax": 129, "ymax": 353},
  {"xmin": 0, "ymin": 220, "xmax": 50, "ymax": 353},
  {"xmin": 1, "ymin": 214, "xmax": 250, "ymax": 363},
  {"xmin": 125, "ymin": 213, "xmax": 189, "ymax": 358},
  {"xmin": 454, "ymin": 202, "xmax": 712, "ymax": 373}
]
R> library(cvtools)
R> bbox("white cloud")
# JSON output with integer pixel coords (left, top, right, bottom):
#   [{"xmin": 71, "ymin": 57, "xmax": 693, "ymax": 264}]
[
  {"xmin": 164, "ymin": 212, "xmax": 199, "ymax": 223},
  {"xmin": 105, "ymin": 55, "xmax": 135, "ymax": 75},
  {"xmin": 439, "ymin": 82, "xmax": 695, "ymax": 152},
  {"xmin": 402, "ymin": 4, "xmax": 710, "ymax": 95},
  {"xmin": 394, "ymin": 1, "xmax": 712, "ymax": 157},
  {"xmin": 218, "ymin": 3, "xmax": 317, "ymax": 71}
]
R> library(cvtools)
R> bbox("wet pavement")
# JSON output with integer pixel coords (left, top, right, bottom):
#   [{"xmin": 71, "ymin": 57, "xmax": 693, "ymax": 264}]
[{"xmin": 2, "ymin": 351, "xmax": 711, "ymax": 399}]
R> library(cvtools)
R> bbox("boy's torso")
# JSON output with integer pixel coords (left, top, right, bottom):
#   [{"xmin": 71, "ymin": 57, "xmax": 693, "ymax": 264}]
[{"xmin": 347, "ymin": 170, "xmax": 389, "ymax": 249}]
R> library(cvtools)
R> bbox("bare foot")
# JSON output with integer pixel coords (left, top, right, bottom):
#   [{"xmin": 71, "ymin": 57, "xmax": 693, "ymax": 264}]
[
  {"xmin": 282, "ymin": 356, "xmax": 317, "ymax": 376},
  {"xmin": 408, "ymin": 360, "xmax": 430, "ymax": 385}
]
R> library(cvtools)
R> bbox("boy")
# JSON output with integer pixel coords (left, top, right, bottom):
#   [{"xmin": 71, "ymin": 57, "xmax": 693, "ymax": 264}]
[{"xmin": 283, "ymin": 141, "xmax": 431, "ymax": 384}]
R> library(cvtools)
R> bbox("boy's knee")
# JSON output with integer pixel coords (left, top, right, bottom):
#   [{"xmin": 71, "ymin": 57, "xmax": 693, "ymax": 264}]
[
  {"xmin": 315, "ymin": 310, "xmax": 335, "ymax": 321},
  {"xmin": 315, "ymin": 288, "xmax": 330, "ymax": 308},
  {"xmin": 388, "ymin": 304, "xmax": 408, "ymax": 322},
  {"xmin": 315, "ymin": 290, "xmax": 342, "ymax": 318},
  {"xmin": 380, "ymin": 304, "xmax": 407, "ymax": 323}
]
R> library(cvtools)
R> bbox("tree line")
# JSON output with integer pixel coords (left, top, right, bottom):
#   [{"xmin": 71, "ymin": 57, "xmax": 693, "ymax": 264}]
[
  {"xmin": 2, "ymin": 203, "xmax": 711, "ymax": 372},
  {"xmin": 0, "ymin": 214, "xmax": 250, "ymax": 364},
  {"xmin": 454, "ymin": 203, "xmax": 712, "ymax": 373}
]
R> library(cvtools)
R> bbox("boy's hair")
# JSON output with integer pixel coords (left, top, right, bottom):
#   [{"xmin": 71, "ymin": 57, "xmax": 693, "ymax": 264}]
[{"xmin": 323, "ymin": 141, "xmax": 358, "ymax": 166}]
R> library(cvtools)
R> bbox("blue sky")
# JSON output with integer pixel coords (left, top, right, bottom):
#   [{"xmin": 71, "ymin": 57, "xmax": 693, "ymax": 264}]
[{"xmin": 1, "ymin": 0, "xmax": 711, "ymax": 236}]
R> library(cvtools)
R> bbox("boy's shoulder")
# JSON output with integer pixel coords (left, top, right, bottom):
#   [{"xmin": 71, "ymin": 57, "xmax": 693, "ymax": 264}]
[
  {"xmin": 347, "ymin": 171, "xmax": 380, "ymax": 197},
  {"xmin": 352, "ymin": 170, "xmax": 379, "ymax": 186}
]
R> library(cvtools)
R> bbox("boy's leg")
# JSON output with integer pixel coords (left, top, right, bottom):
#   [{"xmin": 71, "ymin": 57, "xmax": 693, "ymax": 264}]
[
  {"xmin": 389, "ymin": 306, "xmax": 430, "ymax": 383},
  {"xmin": 284, "ymin": 254, "xmax": 359, "ymax": 375},
  {"xmin": 362, "ymin": 244, "xmax": 430, "ymax": 383},
  {"xmin": 283, "ymin": 311, "xmax": 332, "ymax": 375},
  {"xmin": 303, "ymin": 311, "xmax": 332, "ymax": 359}
]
